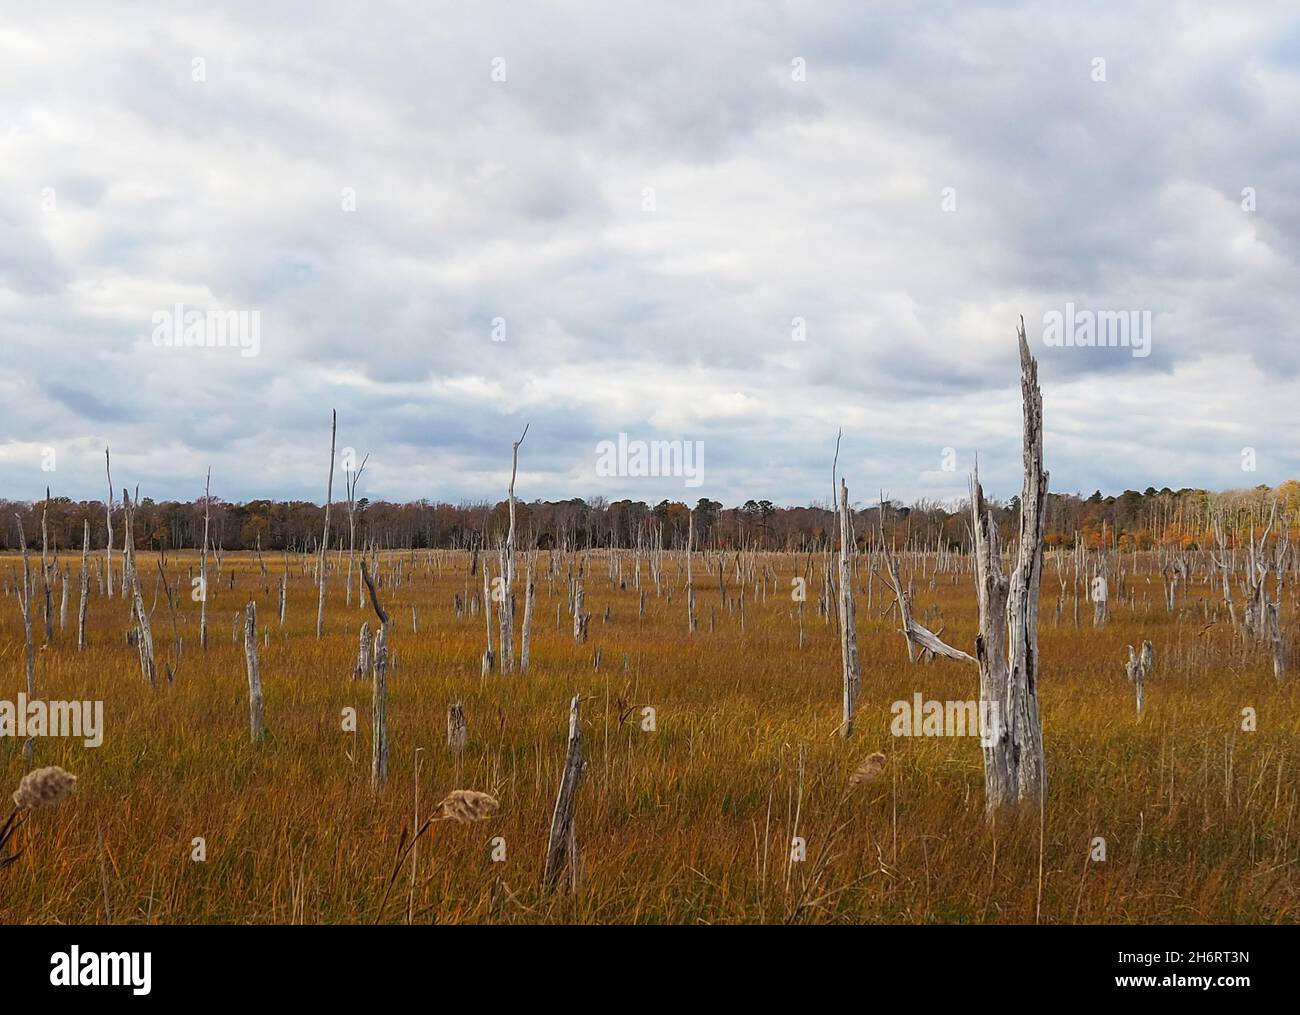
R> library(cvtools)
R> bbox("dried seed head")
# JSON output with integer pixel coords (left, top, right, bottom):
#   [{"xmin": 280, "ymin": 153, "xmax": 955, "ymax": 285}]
[
  {"xmin": 13, "ymin": 766, "xmax": 77, "ymax": 810},
  {"xmin": 849, "ymin": 752, "xmax": 887, "ymax": 786},
  {"xmin": 434, "ymin": 789, "xmax": 498, "ymax": 823}
]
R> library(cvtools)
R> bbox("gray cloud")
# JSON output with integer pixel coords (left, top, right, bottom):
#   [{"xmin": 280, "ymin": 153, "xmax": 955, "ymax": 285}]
[{"xmin": 1, "ymin": 1, "xmax": 1298, "ymax": 507}]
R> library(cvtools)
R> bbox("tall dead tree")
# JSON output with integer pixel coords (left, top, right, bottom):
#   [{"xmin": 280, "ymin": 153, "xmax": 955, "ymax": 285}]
[
  {"xmin": 122, "ymin": 489, "xmax": 157, "ymax": 689},
  {"xmin": 14, "ymin": 516, "xmax": 35, "ymax": 696},
  {"xmin": 344, "ymin": 451, "xmax": 369, "ymax": 607},
  {"xmin": 970, "ymin": 318, "xmax": 1048, "ymax": 815},
  {"xmin": 686, "ymin": 510, "xmax": 697, "ymax": 634},
  {"xmin": 482, "ymin": 554, "xmax": 495, "ymax": 672},
  {"xmin": 316, "ymin": 409, "xmax": 337, "ymax": 639},
  {"xmin": 502, "ymin": 424, "xmax": 528, "ymax": 672},
  {"xmin": 40, "ymin": 490, "xmax": 53, "ymax": 644},
  {"xmin": 521, "ymin": 554, "xmax": 536, "ymax": 671},
  {"xmin": 77, "ymin": 518, "xmax": 89, "ymax": 650},
  {"xmin": 362, "ymin": 558, "xmax": 390, "ymax": 788},
  {"xmin": 837, "ymin": 475, "xmax": 861, "ymax": 737},
  {"xmin": 104, "ymin": 447, "xmax": 115, "ymax": 598},
  {"xmin": 200, "ymin": 467, "xmax": 211, "ymax": 650}
]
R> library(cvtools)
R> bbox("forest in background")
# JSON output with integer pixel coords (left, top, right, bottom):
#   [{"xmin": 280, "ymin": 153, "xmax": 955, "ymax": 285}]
[{"xmin": 3, "ymin": 480, "xmax": 1298, "ymax": 554}]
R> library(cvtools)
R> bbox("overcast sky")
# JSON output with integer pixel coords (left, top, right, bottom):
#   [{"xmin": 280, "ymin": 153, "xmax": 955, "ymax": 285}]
[{"xmin": 1, "ymin": 1, "xmax": 1297, "ymax": 510}]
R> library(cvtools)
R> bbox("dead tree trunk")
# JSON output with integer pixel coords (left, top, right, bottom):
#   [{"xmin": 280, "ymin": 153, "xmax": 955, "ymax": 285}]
[
  {"xmin": 482, "ymin": 556, "xmax": 495, "ymax": 671},
  {"xmin": 970, "ymin": 318, "xmax": 1048, "ymax": 816},
  {"xmin": 362, "ymin": 558, "xmax": 390, "ymax": 789},
  {"xmin": 573, "ymin": 578, "xmax": 589, "ymax": 643},
  {"xmin": 686, "ymin": 510, "xmax": 697, "ymax": 634},
  {"xmin": 104, "ymin": 447, "xmax": 115, "ymax": 598},
  {"xmin": 13, "ymin": 516, "xmax": 35, "ymax": 696},
  {"xmin": 200, "ymin": 467, "xmax": 211, "ymax": 650},
  {"xmin": 354, "ymin": 621, "xmax": 371, "ymax": 680},
  {"xmin": 40, "ymin": 493, "xmax": 53, "ymax": 645},
  {"xmin": 521, "ymin": 556, "xmax": 536, "ymax": 671},
  {"xmin": 316, "ymin": 409, "xmax": 336, "ymax": 639},
  {"xmin": 1126, "ymin": 640, "xmax": 1154, "ymax": 714},
  {"xmin": 837, "ymin": 475, "xmax": 862, "ymax": 738},
  {"xmin": 244, "ymin": 601, "xmax": 266, "ymax": 742},
  {"xmin": 77, "ymin": 518, "xmax": 89, "ymax": 650},
  {"xmin": 122, "ymin": 489, "xmax": 157, "ymax": 689},
  {"xmin": 447, "ymin": 701, "xmax": 466, "ymax": 780},
  {"xmin": 542, "ymin": 694, "xmax": 585, "ymax": 894},
  {"xmin": 1267, "ymin": 602, "xmax": 1285, "ymax": 682},
  {"xmin": 503, "ymin": 425, "xmax": 528, "ymax": 672}
]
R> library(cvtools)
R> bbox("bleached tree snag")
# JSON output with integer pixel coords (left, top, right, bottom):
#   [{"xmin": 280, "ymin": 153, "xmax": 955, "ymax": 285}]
[
  {"xmin": 244, "ymin": 601, "xmax": 266, "ymax": 742},
  {"xmin": 836, "ymin": 477, "xmax": 862, "ymax": 737},
  {"xmin": 970, "ymin": 318, "xmax": 1048, "ymax": 816},
  {"xmin": 344, "ymin": 451, "xmax": 368, "ymax": 607},
  {"xmin": 316, "ymin": 409, "xmax": 337, "ymax": 639},
  {"xmin": 104, "ymin": 447, "xmax": 114, "ymax": 598},
  {"xmin": 1267, "ymin": 603, "xmax": 1285, "ymax": 682},
  {"xmin": 200, "ymin": 468, "xmax": 211, "ymax": 650},
  {"xmin": 371, "ymin": 624, "xmax": 389, "ymax": 788},
  {"xmin": 503, "ymin": 424, "xmax": 528, "ymax": 673},
  {"xmin": 361, "ymin": 558, "xmax": 390, "ymax": 788},
  {"xmin": 878, "ymin": 503, "xmax": 974, "ymax": 664},
  {"xmin": 686, "ymin": 510, "xmax": 697, "ymax": 634},
  {"xmin": 1126, "ymin": 640, "xmax": 1154, "ymax": 714},
  {"xmin": 354, "ymin": 621, "xmax": 371, "ymax": 680},
  {"xmin": 77, "ymin": 518, "xmax": 89, "ymax": 651},
  {"xmin": 521, "ymin": 556, "xmax": 536, "ymax": 671},
  {"xmin": 573, "ymin": 578, "xmax": 589, "ymax": 643},
  {"xmin": 542, "ymin": 694, "xmax": 585, "ymax": 894},
  {"xmin": 122, "ymin": 489, "xmax": 157, "ymax": 689},
  {"xmin": 482, "ymin": 557, "xmax": 495, "ymax": 670},
  {"xmin": 157, "ymin": 557, "xmax": 182, "ymax": 683},
  {"xmin": 40, "ymin": 492, "xmax": 53, "ymax": 644},
  {"xmin": 14, "ymin": 516, "xmax": 35, "ymax": 696},
  {"xmin": 447, "ymin": 702, "xmax": 466, "ymax": 780}
]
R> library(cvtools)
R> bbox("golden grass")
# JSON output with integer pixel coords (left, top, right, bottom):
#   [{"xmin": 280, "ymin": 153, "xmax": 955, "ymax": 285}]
[{"xmin": 0, "ymin": 549, "xmax": 1296, "ymax": 924}]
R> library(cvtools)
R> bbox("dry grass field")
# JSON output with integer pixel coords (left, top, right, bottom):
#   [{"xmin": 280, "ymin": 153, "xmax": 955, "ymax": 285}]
[{"xmin": 2, "ymin": 547, "xmax": 1297, "ymax": 924}]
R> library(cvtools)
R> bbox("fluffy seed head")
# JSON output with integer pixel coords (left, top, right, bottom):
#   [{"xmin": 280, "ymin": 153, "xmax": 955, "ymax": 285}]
[
  {"xmin": 434, "ymin": 789, "xmax": 498, "ymax": 823},
  {"xmin": 849, "ymin": 752, "xmax": 887, "ymax": 786},
  {"xmin": 13, "ymin": 766, "xmax": 77, "ymax": 810}
]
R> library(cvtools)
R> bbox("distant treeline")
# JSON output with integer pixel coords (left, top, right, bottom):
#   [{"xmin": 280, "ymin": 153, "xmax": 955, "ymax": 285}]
[{"xmin": 3, "ymin": 482, "xmax": 1296, "ymax": 555}]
